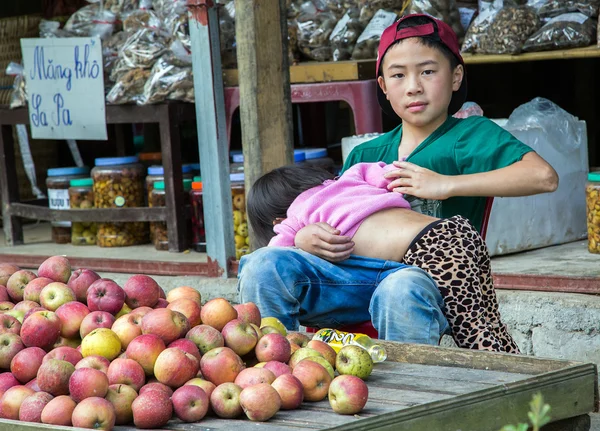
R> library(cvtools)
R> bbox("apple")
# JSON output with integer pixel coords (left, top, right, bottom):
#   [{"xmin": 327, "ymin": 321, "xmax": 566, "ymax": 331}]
[
  {"xmin": 329, "ymin": 374, "xmax": 369, "ymax": 415},
  {"xmin": 132, "ymin": 388, "xmax": 173, "ymax": 429},
  {"xmin": 38, "ymin": 282, "xmax": 76, "ymax": 312},
  {"xmin": 263, "ymin": 360, "xmax": 292, "ymax": 378},
  {"xmin": 0, "ymin": 286, "xmax": 8, "ymax": 302},
  {"xmin": 0, "ymin": 372, "xmax": 20, "ymax": 397},
  {"xmin": 0, "ymin": 264, "xmax": 19, "ymax": 286},
  {"xmin": 260, "ymin": 326, "xmax": 282, "ymax": 336},
  {"xmin": 129, "ymin": 306, "xmax": 153, "ymax": 320},
  {"xmin": 335, "ymin": 345, "xmax": 374, "ymax": 380},
  {"xmin": 38, "ymin": 256, "xmax": 71, "ymax": 283},
  {"xmin": 167, "ymin": 298, "xmax": 202, "ymax": 328},
  {"xmin": 168, "ymin": 338, "xmax": 201, "ymax": 362},
  {"xmin": 114, "ymin": 303, "xmax": 132, "ymax": 319},
  {"xmin": 75, "ymin": 354, "xmax": 110, "ymax": 374},
  {"xmin": 0, "ymin": 301, "xmax": 13, "ymax": 311},
  {"xmin": 240, "ymin": 383, "xmax": 281, "ymax": 421},
  {"xmin": 40, "ymin": 394, "xmax": 76, "ymax": 425},
  {"xmin": 234, "ymin": 367, "xmax": 276, "ymax": 389},
  {"xmin": 210, "ymin": 382, "xmax": 243, "ymax": 418},
  {"xmin": 19, "ymin": 391, "xmax": 53, "ymax": 422},
  {"xmin": 123, "ymin": 274, "xmax": 160, "ymax": 308},
  {"xmin": 10, "ymin": 346, "xmax": 46, "ymax": 383},
  {"xmin": 233, "ymin": 302, "xmax": 261, "ymax": 326},
  {"xmin": 166, "ymin": 286, "xmax": 201, "ymax": 305},
  {"xmin": 141, "ymin": 308, "xmax": 190, "ymax": 345},
  {"xmin": 23, "ymin": 306, "xmax": 46, "ymax": 322},
  {"xmin": 154, "ymin": 347, "xmax": 199, "ymax": 388},
  {"xmin": 105, "ymin": 383, "xmax": 137, "ymax": 425},
  {"xmin": 111, "ymin": 313, "xmax": 142, "ymax": 349},
  {"xmin": 0, "ymin": 333, "xmax": 25, "ymax": 368},
  {"xmin": 303, "ymin": 356, "xmax": 335, "ymax": 379},
  {"xmin": 287, "ymin": 331, "xmax": 310, "ymax": 348},
  {"xmin": 185, "ymin": 378, "xmax": 216, "ymax": 400},
  {"xmin": 0, "ymin": 385, "xmax": 35, "ymax": 419},
  {"xmin": 288, "ymin": 347, "xmax": 323, "ymax": 369},
  {"xmin": 55, "ymin": 301, "xmax": 90, "ymax": 339},
  {"xmin": 292, "ymin": 359, "xmax": 332, "ymax": 402},
  {"xmin": 255, "ymin": 332, "xmax": 291, "ymax": 364},
  {"xmin": 13, "ymin": 299, "xmax": 41, "ymax": 314},
  {"xmin": 6, "ymin": 270, "xmax": 37, "ymax": 303},
  {"xmin": 79, "ymin": 310, "xmax": 115, "ymax": 339},
  {"xmin": 52, "ymin": 336, "xmax": 80, "ymax": 350},
  {"xmin": 186, "ymin": 324, "xmax": 224, "ymax": 355},
  {"xmin": 72, "ymin": 396, "xmax": 116, "ymax": 430},
  {"xmin": 87, "ymin": 279, "xmax": 125, "ymax": 315},
  {"xmin": 43, "ymin": 346, "xmax": 82, "ymax": 366},
  {"xmin": 222, "ymin": 319, "xmax": 259, "ymax": 356},
  {"xmin": 107, "ymin": 358, "xmax": 145, "ymax": 392},
  {"xmin": 125, "ymin": 334, "xmax": 166, "ymax": 376},
  {"xmin": 200, "ymin": 298, "xmax": 237, "ymax": 331},
  {"xmin": 139, "ymin": 381, "xmax": 173, "ymax": 396},
  {"xmin": 67, "ymin": 269, "xmax": 101, "ymax": 303},
  {"xmin": 272, "ymin": 373, "xmax": 304, "ymax": 410},
  {"xmin": 25, "ymin": 378, "xmax": 41, "ymax": 391},
  {"xmin": 37, "ymin": 358, "xmax": 75, "ymax": 396},
  {"xmin": 153, "ymin": 298, "xmax": 168, "ymax": 308},
  {"xmin": 4, "ymin": 308, "xmax": 24, "ymax": 324},
  {"xmin": 0, "ymin": 313, "xmax": 21, "ymax": 335},
  {"xmin": 23, "ymin": 277, "xmax": 53, "ymax": 303},
  {"xmin": 172, "ymin": 384, "xmax": 209, "ymax": 422},
  {"xmin": 200, "ymin": 347, "xmax": 245, "ymax": 386},
  {"xmin": 69, "ymin": 367, "xmax": 109, "ymax": 402}
]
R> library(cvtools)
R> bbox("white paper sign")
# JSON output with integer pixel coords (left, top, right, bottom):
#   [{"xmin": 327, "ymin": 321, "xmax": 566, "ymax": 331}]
[{"xmin": 20, "ymin": 37, "xmax": 107, "ymax": 140}]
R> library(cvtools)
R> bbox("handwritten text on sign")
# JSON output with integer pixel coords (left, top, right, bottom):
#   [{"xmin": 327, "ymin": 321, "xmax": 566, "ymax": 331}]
[{"xmin": 21, "ymin": 37, "xmax": 107, "ymax": 140}]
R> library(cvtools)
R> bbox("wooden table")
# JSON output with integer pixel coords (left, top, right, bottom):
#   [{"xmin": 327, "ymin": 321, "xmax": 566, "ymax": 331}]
[{"xmin": 0, "ymin": 341, "xmax": 595, "ymax": 430}]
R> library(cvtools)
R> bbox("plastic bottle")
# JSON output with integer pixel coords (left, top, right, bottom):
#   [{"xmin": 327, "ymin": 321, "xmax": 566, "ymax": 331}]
[{"xmin": 312, "ymin": 328, "xmax": 387, "ymax": 363}]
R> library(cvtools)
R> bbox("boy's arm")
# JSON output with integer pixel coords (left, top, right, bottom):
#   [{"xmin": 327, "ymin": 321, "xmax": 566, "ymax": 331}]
[
  {"xmin": 384, "ymin": 152, "xmax": 558, "ymax": 199},
  {"xmin": 294, "ymin": 223, "xmax": 355, "ymax": 262}
]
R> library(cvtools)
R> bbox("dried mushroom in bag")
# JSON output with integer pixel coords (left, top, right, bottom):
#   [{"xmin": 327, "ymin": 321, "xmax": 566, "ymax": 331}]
[
  {"xmin": 119, "ymin": 28, "xmax": 169, "ymax": 70},
  {"xmin": 461, "ymin": 0, "xmax": 505, "ymax": 52},
  {"xmin": 165, "ymin": 12, "xmax": 190, "ymax": 51},
  {"xmin": 523, "ymin": 12, "xmax": 596, "ymax": 51},
  {"xmin": 138, "ymin": 50, "xmax": 193, "ymax": 104},
  {"xmin": 408, "ymin": 0, "xmax": 465, "ymax": 41},
  {"xmin": 122, "ymin": 8, "xmax": 162, "ymax": 32},
  {"xmin": 105, "ymin": 0, "xmax": 139, "ymax": 17},
  {"xmin": 352, "ymin": 9, "xmax": 398, "ymax": 60},
  {"xmin": 297, "ymin": 1, "xmax": 338, "ymax": 61},
  {"xmin": 538, "ymin": 0, "xmax": 600, "ymax": 19},
  {"xmin": 64, "ymin": 4, "xmax": 100, "ymax": 36},
  {"xmin": 357, "ymin": 0, "xmax": 405, "ymax": 26},
  {"xmin": 106, "ymin": 68, "xmax": 151, "ymax": 104},
  {"xmin": 326, "ymin": 0, "xmax": 359, "ymax": 19},
  {"xmin": 103, "ymin": 31, "xmax": 128, "ymax": 82},
  {"xmin": 153, "ymin": 0, "xmax": 187, "ymax": 21},
  {"xmin": 330, "ymin": 7, "xmax": 364, "ymax": 61},
  {"xmin": 477, "ymin": 4, "xmax": 540, "ymax": 54}
]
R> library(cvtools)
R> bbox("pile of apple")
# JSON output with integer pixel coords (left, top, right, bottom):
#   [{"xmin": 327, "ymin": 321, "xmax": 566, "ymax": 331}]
[{"xmin": 0, "ymin": 256, "xmax": 373, "ymax": 430}]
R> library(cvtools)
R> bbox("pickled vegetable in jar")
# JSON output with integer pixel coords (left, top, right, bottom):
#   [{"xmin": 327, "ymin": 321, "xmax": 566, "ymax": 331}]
[
  {"xmin": 145, "ymin": 164, "xmax": 195, "ymax": 205},
  {"xmin": 190, "ymin": 178, "xmax": 205, "ymax": 252},
  {"xmin": 231, "ymin": 173, "xmax": 250, "ymax": 260},
  {"xmin": 586, "ymin": 172, "xmax": 600, "ymax": 254},
  {"xmin": 150, "ymin": 179, "xmax": 193, "ymax": 251},
  {"xmin": 46, "ymin": 167, "xmax": 90, "ymax": 244},
  {"xmin": 69, "ymin": 178, "xmax": 97, "ymax": 246}
]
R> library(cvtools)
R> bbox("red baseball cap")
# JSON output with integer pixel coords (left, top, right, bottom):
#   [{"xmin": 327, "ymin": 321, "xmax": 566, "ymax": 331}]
[{"xmin": 376, "ymin": 14, "xmax": 467, "ymax": 118}]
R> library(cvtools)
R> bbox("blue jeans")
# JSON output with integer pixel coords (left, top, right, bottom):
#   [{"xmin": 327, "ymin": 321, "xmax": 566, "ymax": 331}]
[{"xmin": 237, "ymin": 247, "xmax": 449, "ymax": 345}]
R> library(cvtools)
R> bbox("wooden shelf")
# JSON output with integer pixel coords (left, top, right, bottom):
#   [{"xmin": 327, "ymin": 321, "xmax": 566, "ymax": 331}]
[{"xmin": 462, "ymin": 45, "xmax": 600, "ymax": 64}]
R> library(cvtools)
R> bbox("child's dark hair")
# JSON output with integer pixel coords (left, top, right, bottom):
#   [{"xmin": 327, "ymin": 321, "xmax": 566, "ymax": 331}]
[
  {"xmin": 247, "ymin": 164, "xmax": 336, "ymax": 249},
  {"xmin": 395, "ymin": 15, "xmax": 460, "ymax": 70}
]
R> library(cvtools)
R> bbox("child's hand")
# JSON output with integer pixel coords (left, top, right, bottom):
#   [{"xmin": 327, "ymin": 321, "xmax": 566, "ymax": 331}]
[
  {"xmin": 384, "ymin": 161, "xmax": 452, "ymax": 200},
  {"xmin": 295, "ymin": 222, "xmax": 354, "ymax": 262}
]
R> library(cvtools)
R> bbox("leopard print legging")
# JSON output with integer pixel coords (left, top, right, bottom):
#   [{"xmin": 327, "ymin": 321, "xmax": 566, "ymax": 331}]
[{"xmin": 401, "ymin": 215, "xmax": 520, "ymax": 354}]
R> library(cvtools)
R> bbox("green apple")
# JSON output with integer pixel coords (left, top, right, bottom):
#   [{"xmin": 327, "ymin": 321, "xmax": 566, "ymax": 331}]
[
  {"xmin": 335, "ymin": 345, "xmax": 373, "ymax": 380},
  {"xmin": 288, "ymin": 347, "xmax": 322, "ymax": 369}
]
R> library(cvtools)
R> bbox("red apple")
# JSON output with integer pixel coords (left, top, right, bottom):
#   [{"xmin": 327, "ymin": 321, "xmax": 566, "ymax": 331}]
[
  {"xmin": 13, "ymin": 299, "xmax": 41, "ymax": 314},
  {"xmin": 0, "ymin": 313, "xmax": 21, "ymax": 335},
  {"xmin": 154, "ymin": 347, "xmax": 199, "ymax": 388},
  {"xmin": 255, "ymin": 332, "xmax": 291, "ymax": 364},
  {"xmin": 107, "ymin": 358, "xmax": 145, "ymax": 392},
  {"xmin": 123, "ymin": 274, "xmax": 160, "ymax": 308},
  {"xmin": 6, "ymin": 270, "xmax": 37, "ymax": 302},
  {"xmin": 0, "ymin": 385, "xmax": 35, "ymax": 419},
  {"xmin": 328, "ymin": 374, "xmax": 369, "ymax": 415},
  {"xmin": 38, "ymin": 256, "xmax": 71, "ymax": 283},
  {"xmin": 263, "ymin": 360, "xmax": 292, "ymax": 378},
  {"xmin": 111, "ymin": 313, "xmax": 142, "ymax": 349},
  {"xmin": 40, "ymin": 394, "xmax": 76, "ymax": 425},
  {"xmin": 172, "ymin": 384, "xmax": 209, "ymax": 422},
  {"xmin": 23, "ymin": 306, "xmax": 46, "ymax": 322},
  {"xmin": 23, "ymin": 277, "xmax": 53, "ymax": 303},
  {"xmin": 185, "ymin": 378, "xmax": 216, "ymax": 400},
  {"xmin": 139, "ymin": 381, "xmax": 173, "ymax": 396},
  {"xmin": 166, "ymin": 286, "xmax": 201, "ymax": 305},
  {"xmin": 19, "ymin": 391, "xmax": 53, "ymax": 422},
  {"xmin": 43, "ymin": 346, "xmax": 82, "ymax": 366},
  {"xmin": 67, "ymin": 269, "xmax": 101, "ymax": 303},
  {"xmin": 0, "ymin": 333, "xmax": 25, "ymax": 368},
  {"xmin": 87, "ymin": 279, "xmax": 125, "ymax": 315},
  {"xmin": 69, "ymin": 367, "xmax": 109, "ymax": 402},
  {"xmin": 55, "ymin": 301, "xmax": 90, "ymax": 339},
  {"xmin": 306, "ymin": 339, "xmax": 337, "ymax": 367},
  {"xmin": 292, "ymin": 359, "xmax": 332, "ymax": 402},
  {"xmin": 222, "ymin": 319, "xmax": 259, "ymax": 356},
  {"xmin": 80, "ymin": 311, "xmax": 115, "ymax": 339},
  {"xmin": 10, "ymin": 346, "xmax": 46, "ymax": 383},
  {"xmin": 25, "ymin": 377, "xmax": 41, "ymax": 392},
  {"xmin": 129, "ymin": 306, "xmax": 153, "ymax": 320},
  {"xmin": 286, "ymin": 331, "xmax": 311, "ymax": 348},
  {"xmin": 200, "ymin": 346, "xmax": 245, "ymax": 386},
  {"xmin": 37, "ymin": 358, "xmax": 75, "ymax": 396},
  {"xmin": 167, "ymin": 298, "xmax": 202, "ymax": 327},
  {"xmin": 0, "ymin": 301, "xmax": 13, "ymax": 311},
  {"xmin": 210, "ymin": 382, "xmax": 243, "ymax": 418},
  {"xmin": 154, "ymin": 298, "xmax": 168, "ymax": 308},
  {"xmin": 105, "ymin": 383, "xmax": 138, "ymax": 425},
  {"xmin": 125, "ymin": 334, "xmax": 166, "ymax": 375},
  {"xmin": 0, "ymin": 372, "xmax": 20, "ymax": 397},
  {"xmin": 272, "ymin": 373, "xmax": 304, "ymax": 409},
  {"xmin": 168, "ymin": 338, "xmax": 201, "ymax": 362},
  {"xmin": 233, "ymin": 302, "xmax": 261, "ymax": 326},
  {"xmin": 0, "ymin": 264, "xmax": 19, "ymax": 286},
  {"xmin": 0, "ymin": 286, "xmax": 8, "ymax": 303},
  {"xmin": 141, "ymin": 308, "xmax": 190, "ymax": 345},
  {"xmin": 186, "ymin": 324, "xmax": 224, "ymax": 355},
  {"xmin": 240, "ymin": 382, "xmax": 281, "ymax": 421},
  {"xmin": 200, "ymin": 298, "xmax": 237, "ymax": 331},
  {"xmin": 132, "ymin": 388, "xmax": 173, "ymax": 429},
  {"xmin": 72, "ymin": 396, "xmax": 116, "ymax": 430},
  {"xmin": 75, "ymin": 355, "xmax": 111, "ymax": 374},
  {"xmin": 39, "ymin": 282, "xmax": 75, "ymax": 312},
  {"xmin": 234, "ymin": 367, "xmax": 276, "ymax": 389}
]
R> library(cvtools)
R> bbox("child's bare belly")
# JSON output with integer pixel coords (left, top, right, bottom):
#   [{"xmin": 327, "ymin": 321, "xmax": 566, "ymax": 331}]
[{"xmin": 351, "ymin": 208, "xmax": 438, "ymax": 262}]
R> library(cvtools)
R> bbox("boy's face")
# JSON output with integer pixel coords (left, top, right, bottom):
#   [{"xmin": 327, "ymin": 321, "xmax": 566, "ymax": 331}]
[{"xmin": 377, "ymin": 38, "xmax": 464, "ymax": 128}]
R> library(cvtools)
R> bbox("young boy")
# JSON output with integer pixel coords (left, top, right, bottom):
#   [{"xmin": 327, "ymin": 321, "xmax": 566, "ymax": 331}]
[{"xmin": 237, "ymin": 14, "xmax": 558, "ymax": 345}]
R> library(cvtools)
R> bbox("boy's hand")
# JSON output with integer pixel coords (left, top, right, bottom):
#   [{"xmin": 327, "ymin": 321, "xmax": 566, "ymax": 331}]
[
  {"xmin": 384, "ymin": 161, "xmax": 452, "ymax": 200},
  {"xmin": 295, "ymin": 223, "xmax": 354, "ymax": 262}
]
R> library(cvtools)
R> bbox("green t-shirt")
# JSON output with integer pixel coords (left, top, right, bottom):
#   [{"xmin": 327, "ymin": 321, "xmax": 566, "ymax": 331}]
[{"xmin": 341, "ymin": 116, "xmax": 533, "ymax": 231}]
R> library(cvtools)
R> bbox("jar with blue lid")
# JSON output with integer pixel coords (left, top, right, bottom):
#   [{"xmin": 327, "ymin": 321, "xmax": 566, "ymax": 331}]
[
  {"xmin": 91, "ymin": 156, "xmax": 147, "ymax": 247},
  {"xmin": 151, "ymin": 179, "xmax": 193, "ymax": 251},
  {"xmin": 46, "ymin": 166, "xmax": 90, "ymax": 244},
  {"xmin": 145, "ymin": 165, "xmax": 195, "ymax": 205}
]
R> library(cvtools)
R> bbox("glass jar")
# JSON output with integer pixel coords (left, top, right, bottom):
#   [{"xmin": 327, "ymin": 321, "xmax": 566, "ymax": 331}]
[
  {"xmin": 69, "ymin": 178, "xmax": 96, "ymax": 245},
  {"xmin": 231, "ymin": 173, "xmax": 250, "ymax": 260},
  {"xmin": 145, "ymin": 165, "xmax": 195, "ymax": 205},
  {"xmin": 150, "ymin": 179, "xmax": 192, "ymax": 251},
  {"xmin": 586, "ymin": 172, "xmax": 600, "ymax": 254},
  {"xmin": 46, "ymin": 167, "xmax": 90, "ymax": 244},
  {"xmin": 91, "ymin": 156, "xmax": 147, "ymax": 247},
  {"xmin": 190, "ymin": 178, "xmax": 205, "ymax": 252}
]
